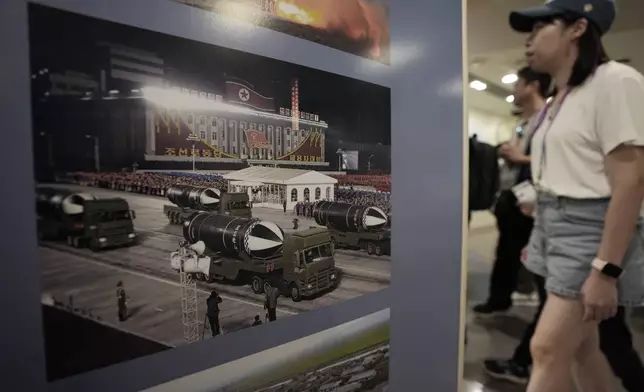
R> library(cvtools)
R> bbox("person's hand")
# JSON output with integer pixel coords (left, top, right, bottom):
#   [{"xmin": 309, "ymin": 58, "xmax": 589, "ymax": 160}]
[
  {"xmin": 518, "ymin": 202, "xmax": 535, "ymax": 217},
  {"xmin": 581, "ymin": 269, "xmax": 618, "ymax": 322},
  {"xmin": 499, "ymin": 143, "xmax": 525, "ymax": 164}
]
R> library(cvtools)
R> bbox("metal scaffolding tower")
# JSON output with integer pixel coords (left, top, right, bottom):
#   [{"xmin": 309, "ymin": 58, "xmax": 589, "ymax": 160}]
[{"xmin": 180, "ymin": 270, "xmax": 200, "ymax": 344}]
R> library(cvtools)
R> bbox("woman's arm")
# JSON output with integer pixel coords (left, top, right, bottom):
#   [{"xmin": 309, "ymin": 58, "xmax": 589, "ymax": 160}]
[
  {"xmin": 598, "ymin": 145, "xmax": 644, "ymax": 265},
  {"xmin": 594, "ymin": 69, "xmax": 644, "ymax": 266}
]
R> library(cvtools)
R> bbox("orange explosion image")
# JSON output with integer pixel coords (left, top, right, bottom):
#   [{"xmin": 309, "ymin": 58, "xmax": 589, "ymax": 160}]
[{"xmin": 274, "ymin": 0, "xmax": 389, "ymax": 60}]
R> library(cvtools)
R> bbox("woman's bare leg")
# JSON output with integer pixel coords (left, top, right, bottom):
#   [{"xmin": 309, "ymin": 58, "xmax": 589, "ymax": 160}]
[
  {"xmin": 527, "ymin": 294, "xmax": 589, "ymax": 392},
  {"xmin": 572, "ymin": 326, "xmax": 616, "ymax": 392}
]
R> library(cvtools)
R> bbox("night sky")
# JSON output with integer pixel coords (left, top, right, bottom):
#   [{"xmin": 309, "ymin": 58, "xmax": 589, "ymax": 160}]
[{"xmin": 28, "ymin": 4, "xmax": 391, "ymax": 146}]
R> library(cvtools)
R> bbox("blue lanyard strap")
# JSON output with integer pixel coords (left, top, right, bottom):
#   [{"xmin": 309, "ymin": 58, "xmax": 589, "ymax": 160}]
[{"xmin": 535, "ymin": 89, "xmax": 571, "ymax": 184}]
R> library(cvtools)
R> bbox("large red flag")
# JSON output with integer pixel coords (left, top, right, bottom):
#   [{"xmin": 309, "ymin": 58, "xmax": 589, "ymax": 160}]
[
  {"xmin": 225, "ymin": 81, "xmax": 275, "ymax": 112},
  {"xmin": 245, "ymin": 130, "xmax": 269, "ymax": 148}
]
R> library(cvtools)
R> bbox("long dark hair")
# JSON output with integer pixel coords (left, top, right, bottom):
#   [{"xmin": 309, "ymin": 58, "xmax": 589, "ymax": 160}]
[{"xmin": 555, "ymin": 12, "xmax": 610, "ymax": 87}]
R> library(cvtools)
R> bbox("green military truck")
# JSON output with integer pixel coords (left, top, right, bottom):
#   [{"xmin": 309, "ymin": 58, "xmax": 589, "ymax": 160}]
[
  {"xmin": 163, "ymin": 184, "xmax": 252, "ymax": 224},
  {"xmin": 329, "ymin": 229, "xmax": 391, "ymax": 256},
  {"xmin": 36, "ymin": 187, "xmax": 137, "ymax": 251},
  {"xmin": 171, "ymin": 213, "xmax": 337, "ymax": 302}
]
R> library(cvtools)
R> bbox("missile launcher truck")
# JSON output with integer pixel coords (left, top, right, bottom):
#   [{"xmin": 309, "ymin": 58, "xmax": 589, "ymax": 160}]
[
  {"xmin": 36, "ymin": 186, "xmax": 137, "ymax": 251},
  {"xmin": 163, "ymin": 184, "xmax": 252, "ymax": 225},
  {"xmin": 313, "ymin": 201, "xmax": 391, "ymax": 256},
  {"xmin": 170, "ymin": 213, "xmax": 337, "ymax": 302}
]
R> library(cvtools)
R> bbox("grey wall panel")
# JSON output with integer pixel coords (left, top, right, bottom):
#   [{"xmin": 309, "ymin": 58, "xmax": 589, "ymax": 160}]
[
  {"xmin": 388, "ymin": 1, "xmax": 466, "ymax": 391},
  {"xmin": 0, "ymin": 1, "xmax": 48, "ymax": 391}
]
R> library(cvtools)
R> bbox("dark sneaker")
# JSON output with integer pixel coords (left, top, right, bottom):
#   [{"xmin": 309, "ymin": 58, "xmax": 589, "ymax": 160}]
[
  {"xmin": 472, "ymin": 302, "xmax": 511, "ymax": 317},
  {"xmin": 483, "ymin": 359, "xmax": 529, "ymax": 385}
]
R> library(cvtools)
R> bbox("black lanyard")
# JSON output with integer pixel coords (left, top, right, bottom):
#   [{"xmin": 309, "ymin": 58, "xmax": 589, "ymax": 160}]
[{"xmin": 534, "ymin": 89, "xmax": 571, "ymax": 184}]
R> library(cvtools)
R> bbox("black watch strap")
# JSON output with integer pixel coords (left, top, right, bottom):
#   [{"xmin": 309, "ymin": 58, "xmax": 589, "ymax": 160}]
[{"xmin": 592, "ymin": 258, "xmax": 623, "ymax": 279}]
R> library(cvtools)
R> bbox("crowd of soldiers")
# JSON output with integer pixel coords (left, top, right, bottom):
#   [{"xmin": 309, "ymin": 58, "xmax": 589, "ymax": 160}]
[
  {"xmin": 294, "ymin": 200, "xmax": 315, "ymax": 218},
  {"xmin": 61, "ymin": 171, "xmax": 229, "ymax": 196},
  {"xmin": 335, "ymin": 188, "xmax": 391, "ymax": 214}
]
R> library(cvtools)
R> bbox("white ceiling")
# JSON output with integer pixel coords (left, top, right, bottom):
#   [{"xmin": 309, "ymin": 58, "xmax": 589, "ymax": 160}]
[{"xmin": 467, "ymin": 0, "xmax": 644, "ymax": 117}]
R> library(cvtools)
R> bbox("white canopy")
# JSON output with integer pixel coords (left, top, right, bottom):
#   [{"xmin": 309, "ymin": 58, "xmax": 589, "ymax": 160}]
[{"xmin": 224, "ymin": 167, "xmax": 338, "ymax": 186}]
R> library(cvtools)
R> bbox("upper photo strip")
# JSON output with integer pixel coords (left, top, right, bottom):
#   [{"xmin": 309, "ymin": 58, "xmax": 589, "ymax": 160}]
[
  {"xmin": 172, "ymin": 0, "xmax": 390, "ymax": 65},
  {"xmin": 29, "ymin": 3, "xmax": 391, "ymax": 381}
]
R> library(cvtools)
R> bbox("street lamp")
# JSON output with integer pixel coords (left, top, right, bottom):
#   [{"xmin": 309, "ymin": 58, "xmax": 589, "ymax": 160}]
[
  {"xmin": 187, "ymin": 134, "xmax": 200, "ymax": 171},
  {"xmin": 85, "ymin": 134, "xmax": 100, "ymax": 172},
  {"xmin": 40, "ymin": 132, "xmax": 54, "ymax": 168},
  {"xmin": 336, "ymin": 148, "xmax": 344, "ymax": 172},
  {"xmin": 367, "ymin": 154, "xmax": 375, "ymax": 172}
]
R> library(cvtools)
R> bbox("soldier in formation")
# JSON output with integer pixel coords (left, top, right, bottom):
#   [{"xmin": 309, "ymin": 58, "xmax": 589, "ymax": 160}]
[{"xmin": 116, "ymin": 281, "xmax": 127, "ymax": 322}]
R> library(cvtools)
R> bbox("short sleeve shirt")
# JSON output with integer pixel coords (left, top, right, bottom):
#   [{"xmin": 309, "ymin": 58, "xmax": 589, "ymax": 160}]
[{"xmin": 531, "ymin": 61, "xmax": 644, "ymax": 198}]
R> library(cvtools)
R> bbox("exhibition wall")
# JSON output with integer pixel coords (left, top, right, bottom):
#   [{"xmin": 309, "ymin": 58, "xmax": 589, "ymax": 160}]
[{"xmin": 0, "ymin": 1, "xmax": 466, "ymax": 391}]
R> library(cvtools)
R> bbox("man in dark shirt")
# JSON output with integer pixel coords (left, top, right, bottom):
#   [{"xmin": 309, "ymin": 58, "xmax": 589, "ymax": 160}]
[
  {"xmin": 264, "ymin": 286, "xmax": 280, "ymax": 322},
  {"xmin": 473, "ymin": 67, "xmax": 550, "ymax": 316},
  {"xmin": 206, "ymin": 290, "xmax": 222, "ymax": 337},
  {"xmin": 116, "ymin": 281, "xmax": 127, "ymax": 322}
]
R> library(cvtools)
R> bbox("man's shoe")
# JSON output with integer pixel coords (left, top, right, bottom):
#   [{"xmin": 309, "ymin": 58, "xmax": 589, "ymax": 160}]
[
  {"xmin": 472, "ymin": 302, "xmax": 511, "ymax": 317},
  {"xmin": 483, "ymin": 359, "xmax": 529, "ymax": 385}
]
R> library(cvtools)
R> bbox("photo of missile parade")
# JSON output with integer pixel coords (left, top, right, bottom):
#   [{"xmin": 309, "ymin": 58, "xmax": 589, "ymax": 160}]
[{"xmin": 28, "ymin": 3, "xmax": 391, "ymax": 380}]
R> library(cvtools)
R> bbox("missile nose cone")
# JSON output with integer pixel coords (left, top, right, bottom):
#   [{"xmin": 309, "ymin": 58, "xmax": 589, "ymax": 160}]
[
  {"xmin": 247, "ymin": 221, "xmax": 284, "ymax": 253},
  {"xmin": 199, "ymin": 189, "xmax": 221, "ymax": 206},
  {"xmin": 200, "ymin": 195, "xmax": 219, "ymax": 205},
  {"xmin": 62, "ymin": 203, "xmax": 84, "ymax": 215},
  {"xmin": 364, "ymin": 207, "xmax": 387, "ymax": 228}
]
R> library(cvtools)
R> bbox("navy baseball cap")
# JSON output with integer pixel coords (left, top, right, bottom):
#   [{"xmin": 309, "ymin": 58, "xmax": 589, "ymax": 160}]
[{"xmin": 509, "ymin": 0, "xmax": 616, "ymax": 35}]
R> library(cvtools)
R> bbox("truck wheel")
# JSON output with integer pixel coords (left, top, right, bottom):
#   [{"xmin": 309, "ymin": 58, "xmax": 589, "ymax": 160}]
[
  {"xmin": 251, "ymin": 276, "xmax": 265, "ymax": 294},
  {"xmin": 203, "ymin": 274, "xmax": 213, "ymax": 283},
  {"xmin": 375, "ymin": 245, "xmax": 382, "ymax": 256},
  {"xmin": 263, "ymin": 281, "xmax": 272, "ymax": 294},
  {"xmin": 366, "ymin": 243, "xmax": 374, "ymax": 255},
  {"xmin": 290, "ymin": 283, "xmax": 302, "ymax": 302}
]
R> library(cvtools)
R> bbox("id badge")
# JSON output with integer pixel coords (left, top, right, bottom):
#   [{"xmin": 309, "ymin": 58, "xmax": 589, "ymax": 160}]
[{"xmin": 511, "ymin": 180, "xmax": 537, "ymax": 204}]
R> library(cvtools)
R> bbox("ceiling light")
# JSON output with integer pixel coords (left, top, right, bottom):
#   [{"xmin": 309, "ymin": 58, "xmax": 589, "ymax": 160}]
[
  {"xmin": 469, "ymin": 80, "xmax": 487, "ymax": 91},
  {"xmin": 546, "ymin": 97, "xmax": 553, "ymax": 103},
  {"xmin": 502, "ymin": 73, "xmax": 518, "ymax": 84},
  {"xmin": 506, "ymin": 95, "xmax": 515, "ymax": 103}
]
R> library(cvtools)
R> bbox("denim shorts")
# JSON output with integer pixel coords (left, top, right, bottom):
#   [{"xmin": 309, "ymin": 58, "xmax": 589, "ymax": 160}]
[{"xmin": 524, "ymin": 192, "xmax": 644, "ymax": 307}]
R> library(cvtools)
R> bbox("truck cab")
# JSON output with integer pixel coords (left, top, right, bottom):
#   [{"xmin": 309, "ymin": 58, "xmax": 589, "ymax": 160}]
[
  {"xmin": 282, "ymin": 227, "xmax": 337, "ymax": 301},
  {"xmin": 80, "ymin": 199, "xmax": 137, "ymax": 251},
  {"xmin": 218, "ymin": 192, "xmax": 252, "ymax": 217}
]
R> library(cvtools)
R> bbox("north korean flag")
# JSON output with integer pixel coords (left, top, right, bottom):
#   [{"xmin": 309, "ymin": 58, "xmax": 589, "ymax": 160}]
[{"xmin": 225, "ymin": 81, "xmax": 275, "ymax": 112}]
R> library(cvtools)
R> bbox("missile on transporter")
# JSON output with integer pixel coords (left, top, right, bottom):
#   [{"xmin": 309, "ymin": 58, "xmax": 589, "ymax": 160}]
[
  {"xmin": 36, "ymin": 186, "xmax": 96, "ymax": 216},
  {"xmin": 166, "ymin": 185, "xmax": 221, "ymax": 211},
  {"xmin": 313, "ymin": 201, "xmax": 388, "ymax": 232},
  {"xmin": 183, "ymin": 213, "xmax": 284, "ymax": 260}
]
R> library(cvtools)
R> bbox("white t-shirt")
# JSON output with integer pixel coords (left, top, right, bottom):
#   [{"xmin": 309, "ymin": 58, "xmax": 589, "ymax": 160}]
[{"xmin": 531, "ymin": 61, "xmax": 644, "ymax": 198}]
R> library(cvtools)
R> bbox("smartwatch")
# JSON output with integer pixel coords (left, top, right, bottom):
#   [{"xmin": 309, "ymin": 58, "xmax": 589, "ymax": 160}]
[{"xmin": 592, "ymin": 258, "xmax": 623, "ymax": 279}]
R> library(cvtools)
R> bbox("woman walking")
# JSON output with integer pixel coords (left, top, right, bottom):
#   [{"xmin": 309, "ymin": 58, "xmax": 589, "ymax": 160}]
[{"xmin": 508, "ymin": 1, "xmax": 644, "ymax": 391}]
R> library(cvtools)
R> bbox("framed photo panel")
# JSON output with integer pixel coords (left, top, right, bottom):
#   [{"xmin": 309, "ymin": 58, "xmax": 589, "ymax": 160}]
[{"xmin": 0, "ymin": 0, "xmax": 466, "ymax": 391}]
